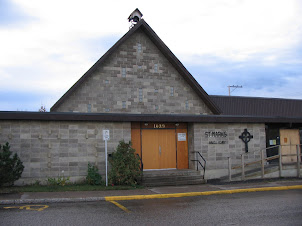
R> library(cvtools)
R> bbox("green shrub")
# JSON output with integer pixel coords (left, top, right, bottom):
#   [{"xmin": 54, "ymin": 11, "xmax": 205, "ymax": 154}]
[
  {"xmin": 47, "ymin": 175, "xmax": 70, "ymax": 186},
  {"xmin": 47, "ymin": 177, "xmax": 58, "ymax": 186},
  {"xmin": 0, "ymin": 142, "xmax": 24, "ymax": 186},
  {"xmin": 86, "ymin": 163, "xmax": 103, "ymax": 185},
  {"xmin": 109, "ymin": 140, "xmax": 141, "ymax": 186},
  {"xmin": 32, "ymin": 180, "xmax": 41, "ymax": 186}
]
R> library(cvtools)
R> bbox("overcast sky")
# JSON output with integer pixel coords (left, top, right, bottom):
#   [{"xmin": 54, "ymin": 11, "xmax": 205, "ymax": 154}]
[{"xmin": 1, "ymin": 0, "xmax": 302, "ymax": 111}]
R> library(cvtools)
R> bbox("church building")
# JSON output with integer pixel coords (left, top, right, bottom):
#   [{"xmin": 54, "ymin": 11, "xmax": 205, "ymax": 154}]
[{"xmin": 0, "ymin": 9, "xmax": 301, "ymax": 185}]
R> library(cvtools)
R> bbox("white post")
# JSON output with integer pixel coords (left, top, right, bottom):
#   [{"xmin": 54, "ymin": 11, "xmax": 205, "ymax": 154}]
[
  {"xmin": 228, "ymin": 157, "xmax": 232, "ymax": 182},
  {"xmin": 103, "ymin": 130, "xmax": 110, "ymax": 187},
  {"xmin": 105, "ymin": 139, "xmax": 108, "ymax": 186}
]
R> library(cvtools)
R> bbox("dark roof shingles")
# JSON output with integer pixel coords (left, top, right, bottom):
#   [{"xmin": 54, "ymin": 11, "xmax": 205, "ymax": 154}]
[{"xmin": 210, "ymin": 95, "xmax": 302, "ymax": 117}]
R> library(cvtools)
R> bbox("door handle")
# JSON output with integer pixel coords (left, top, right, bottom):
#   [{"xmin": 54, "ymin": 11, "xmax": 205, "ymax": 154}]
[{"xmin": 159, "ymin": 146, "xmax": 161, "ymax": 156}]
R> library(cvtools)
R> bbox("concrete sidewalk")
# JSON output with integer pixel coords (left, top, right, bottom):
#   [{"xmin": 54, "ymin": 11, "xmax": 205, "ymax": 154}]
[{"xmin": 1, "ymin": 179, "xmax": 302, "ymax": 205}]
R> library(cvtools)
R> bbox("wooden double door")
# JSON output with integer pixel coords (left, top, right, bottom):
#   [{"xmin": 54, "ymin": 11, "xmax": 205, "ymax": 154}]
[
  {"xmin": 142, "ymin": 129, "xmax": 176, "ymax": 169},
  {"xmin": 131, "ymin": 123, "xmax": 188, "ymax": 170}
]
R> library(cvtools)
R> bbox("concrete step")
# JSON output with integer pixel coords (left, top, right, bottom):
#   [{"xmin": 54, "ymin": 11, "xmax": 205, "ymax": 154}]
[
  {"xmin": 143, "ymin": 179, "xmax": 206, "ymax": 187},
  {"xmin": 143, "ymin": 169, "xmax": 202, "ymax": 177},
  {"xmin": 141, "ymin": 169, "xmax": 206, "ymax": 187},
  {"xmin": 143, "ymin": 175, "xmax": 204, "ymax": 182}
]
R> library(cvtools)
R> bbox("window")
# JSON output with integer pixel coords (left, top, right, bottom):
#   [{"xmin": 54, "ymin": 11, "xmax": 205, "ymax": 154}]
[
  {"xmin": 154, "ymin": 64, "xmax": 158, "ymax": 72},
  {"xmin": 87, "ymin": 104, "xmax": 91, "ymax": 113},
  {"xmin": 139, "ymin": 88, "xmax": 143, "ymax": 102},
  {"xmin": 137, "ymin": 43, "xmax": 142, "ymax": 53},
  {"xmin": 122, "ymin": 101, "xmax": 126, "ymax": 109},
  {"xmin": 105, "ymin": 108, "xmax": 110, "ymax": 112},
  {"xmin": 170, "ymin": 87, "xmax": 174, "ymax": 96},
  {"xmin": 121, "ymin": 68, "xmax": 126, "ymax": 78},
  {"xmin": 155, "ymin": 89, "xmax": 158, "ymax": 93},
  {"xmin": 185, "ymin": 100, "xmax": 189, "ymax": 110},
  {"xmin": 105, "ymin": 80, "xmax": 109, "ymax": 84},
  {"xmin": 155, "ymin": 105, "xmax": 159, "ymax": 110}
]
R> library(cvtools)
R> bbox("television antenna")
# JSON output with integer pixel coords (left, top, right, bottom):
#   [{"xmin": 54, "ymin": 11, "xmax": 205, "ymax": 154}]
[{"xmin": 228, "ymin": 85, "xmax": 242, "ymax": 96}]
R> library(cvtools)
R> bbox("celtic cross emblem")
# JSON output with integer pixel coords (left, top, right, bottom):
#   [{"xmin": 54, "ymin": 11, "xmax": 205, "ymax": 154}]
[{"xmin": 239, "ymin": 129, "xmax": 253, "ymax": 153}]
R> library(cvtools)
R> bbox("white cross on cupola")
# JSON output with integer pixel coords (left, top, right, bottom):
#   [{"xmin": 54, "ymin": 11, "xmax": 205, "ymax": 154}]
[{"xmin": 128, "ymin": 8, "xmax": 143, "ymax": 26}]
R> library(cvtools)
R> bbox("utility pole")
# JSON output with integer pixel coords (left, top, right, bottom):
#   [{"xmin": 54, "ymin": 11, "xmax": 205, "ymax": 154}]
[{"xmin": 228, "ymin": 85, "xmax": 242, "ymax": 96}]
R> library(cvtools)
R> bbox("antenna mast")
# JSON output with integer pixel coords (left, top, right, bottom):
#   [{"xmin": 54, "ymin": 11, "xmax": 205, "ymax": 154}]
[{"xmin": 228, "ymin": 85, "xmax": 242, "ymax": 96}]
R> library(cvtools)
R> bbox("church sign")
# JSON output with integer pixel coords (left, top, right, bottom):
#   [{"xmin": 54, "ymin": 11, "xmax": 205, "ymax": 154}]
[
  {"xmin": 209, "ymin": 140, "xmax": 227, "ymax": 144},
  {"xmin": 178, "ymin": 133, "xmax": 186, "ymax": 141},
  {"xmin": 205, "ymin": 131, "xmax": 228, "ymax": 144},
  {"xmin": 205, "ymin": 131, "xmax": 227, "ymax": 138}
]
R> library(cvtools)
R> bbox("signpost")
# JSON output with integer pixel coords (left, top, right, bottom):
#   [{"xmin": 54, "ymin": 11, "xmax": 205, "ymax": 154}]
[{"xmin": 103, "ymin": 130, "xmax": 110, "ymax": 186}]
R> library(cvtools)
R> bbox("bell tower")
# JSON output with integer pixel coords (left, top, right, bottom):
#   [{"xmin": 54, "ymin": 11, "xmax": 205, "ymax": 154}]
[{"xmin": 128, "ymin": 8, "xmax": 143, "ymax": 28}]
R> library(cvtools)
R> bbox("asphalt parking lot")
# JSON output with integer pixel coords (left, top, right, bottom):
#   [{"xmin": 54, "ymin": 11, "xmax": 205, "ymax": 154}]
[{"xmin": 1, "ymin": 188, "xmax": 302, "ymax": 225}]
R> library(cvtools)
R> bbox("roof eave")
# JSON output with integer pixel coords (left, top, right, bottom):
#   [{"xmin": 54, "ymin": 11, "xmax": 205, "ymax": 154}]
[{"xmin": 1, "ymin": 112, "xmax": 302, "ymax": 124}]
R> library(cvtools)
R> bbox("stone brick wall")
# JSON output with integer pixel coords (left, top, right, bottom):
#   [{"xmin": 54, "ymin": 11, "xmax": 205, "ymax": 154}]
[
  {"xmin": 54, "ymin": 29, "xmax": 212, "ymax": 115},
  {"xmin": 190, "ymin": 123, "xmax": 266, "ymax": 179},
  {"xmin": 0, "ymin": 119, "xmax": 267, "ymax": 183},
  {"xmin": 0, "ymin": 121, "xmax": 131, "ymax": 185}
]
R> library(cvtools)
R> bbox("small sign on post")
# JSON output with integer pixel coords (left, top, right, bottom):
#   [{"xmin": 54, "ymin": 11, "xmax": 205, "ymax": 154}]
[
  {"xmin": 103, "ymin": 130, "xmax": 110, "ymax": 141},
  {"xmin": 103, "ymin": 130, "xmax": 110, "ymax": 186}
]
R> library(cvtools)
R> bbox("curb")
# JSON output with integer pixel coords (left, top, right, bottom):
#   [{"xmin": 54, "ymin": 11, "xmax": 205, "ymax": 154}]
[
  {"xmin": 0, "ymin": 197, "xmax": 105, "ymax": 205},
  {"xmin": 1, "ymin": 185, "xmax": 301, "ymax": 205},
  {"xmin": 105, "ymin": 185, "xmax": 302, "ymax": 201}
]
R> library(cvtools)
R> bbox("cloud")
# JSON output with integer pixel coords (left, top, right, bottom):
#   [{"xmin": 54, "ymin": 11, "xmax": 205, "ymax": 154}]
[
  {"xmin": 8, "ymin": 0, "xmax": 301, "ymax": 62},
  {"xmin": 0, "ymin": 90, "xmax": 52, "ymax": 111},
  {"xmin": 0, "ymin": 0, "xmax": 35, "ymax": 27},
  {"xmin": 186, "ymin": 52, "xmax": 302, "ymax": 99},
  {"xmin": 161, "ymin": 0, "xmax": 302, "ymax": 62},
  {"xmin": 0, "ymin": 0, "xmax": 302, "ymax": 110}
]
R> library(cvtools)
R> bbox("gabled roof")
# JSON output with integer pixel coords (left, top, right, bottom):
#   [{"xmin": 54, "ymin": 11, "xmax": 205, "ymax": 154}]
[
  {"xmin": 51, "ymin": 19, "xmax": 221, "ymax": 114},
  {"xmin": 211, "ymin": 95, "xmax": 302, "ymax": 117}
]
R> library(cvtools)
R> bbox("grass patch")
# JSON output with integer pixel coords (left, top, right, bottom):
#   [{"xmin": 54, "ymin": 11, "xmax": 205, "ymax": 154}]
[{"xmin": 0, "ymin": 184, "xmax": 144, "ymax": 194}]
